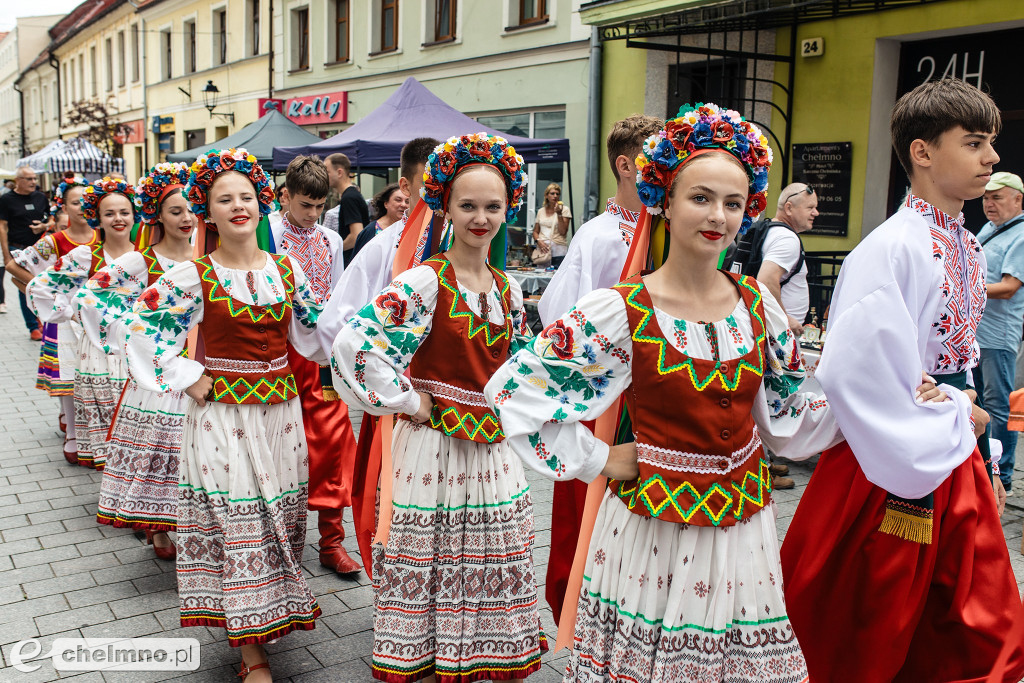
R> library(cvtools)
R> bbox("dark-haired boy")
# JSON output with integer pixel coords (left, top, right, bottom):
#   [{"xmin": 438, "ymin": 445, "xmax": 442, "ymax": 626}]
[
  {"xmin": 782, "ymin": 79, "xmax": 1024, "ymax": 681},
  {"xmin": 272, "ymin": 155, "xmax": 361, "ymax": 575}
]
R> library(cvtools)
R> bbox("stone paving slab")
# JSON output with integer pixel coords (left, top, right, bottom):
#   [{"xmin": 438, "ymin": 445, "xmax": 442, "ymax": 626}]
[{"xmin": 0, "ymin": 280, "xmax": 1021, "ymax": 682}]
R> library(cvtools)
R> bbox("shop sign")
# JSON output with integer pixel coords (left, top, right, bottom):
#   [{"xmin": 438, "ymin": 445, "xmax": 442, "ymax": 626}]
[
  {"xmin": 113, "ymin": 119, "xmax": 145, "ymax": 145},
  {"xmin": 258, "ymin": 91, "xmax": 348, "ymax": 125},
  {"xmin": 791, "ymin": 142, "xmax": 852, "ymax": 238},
  {"xmin": 151, "ymin": 115, "xmax": 174, "ymax": 134}
]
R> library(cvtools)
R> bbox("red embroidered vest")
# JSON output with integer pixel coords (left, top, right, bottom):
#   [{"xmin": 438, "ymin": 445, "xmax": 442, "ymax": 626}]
[
  {"xmin": 609, "ymin": 272, "xmax": 772, "ymax": 527},
  {"xmin": 140, "ymin": 246, "xmax": 166, "ymax": 287},
  {"xmin": 404, "ymin": 256, "xmax": 512, "ymax": 443},
  {"xmin": 196, "ymin": 253, "xmax": 298, "ymax": 405}
]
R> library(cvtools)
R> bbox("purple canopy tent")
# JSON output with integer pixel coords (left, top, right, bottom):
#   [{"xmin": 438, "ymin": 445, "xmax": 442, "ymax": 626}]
[{"xmin": 272, "ymin": 77, "xmax": 570, "ymax": 168}]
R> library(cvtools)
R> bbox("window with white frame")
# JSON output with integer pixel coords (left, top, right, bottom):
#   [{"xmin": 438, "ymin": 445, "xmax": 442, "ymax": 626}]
[
  {"xmin": 41, "ymin": 84, "xmax": 48, "ymax": 121},
  {"xmin": 161, "ymin": 29, "xmax": 172, "ymax": 80},
  {"xmin": 329, "ymin": 0, "xmax": 350, "ymax": 63},
  {"xmin": 291, "ymin": 7, "xmax": 310, "ymax": 70},
  {"xmin": 184, "ymin": 19, "xmax": 197, "ymax": 73},
  {"xmin": 247, "ymin": 0, "xmax": 260, "ymax": 56},
  {"xmin": 131, "ymin": 24, "xmax": 140, "ymax": 82},
  {"xmin": 105, "ymin": 38, "xmax": 113, "ymax": 91},
  {"xmin": 77, "ymin": 55, "xmax": 84, "ymax": 101},
  {"xmin": 90, "ymin": 46, "xmax": 97, "ymax": 97},
  {"xmin": 214, "ymin": 9, "xmax": 227, "ymax": 65},
  {"xmin": 426, "ymin": 0, "xmax": 456, "ymax": 44},
  {"xmin": 370, "ymin": 0, "xmax": 399, "ymax": 54},
  {"xmin": 117, "ymin": 31, "xmax": 126, "ymax": 88}
]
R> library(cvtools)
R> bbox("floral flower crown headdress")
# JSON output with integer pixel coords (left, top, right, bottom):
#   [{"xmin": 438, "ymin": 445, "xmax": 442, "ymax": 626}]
[
  {"xmin": 421, "ymin": 132, "xmax": 528, "ymax": 224},
  {"xmin": 135, "ymin": 162, "xmax": 190, "ymax": 226},
  {"xmin": 185, "ymin": 147, "xmax": 274, "ymax": 229},
  {"xmin": 82, "ymin": 177, "xmax": 139, "ymax": 228},
  {"xmin": 54, "ymin": 174, "xmax": 87, "ymax": 211},
  {"xmin": 635, "ymin": 103, "xmax": 772, "ymax": 233}
]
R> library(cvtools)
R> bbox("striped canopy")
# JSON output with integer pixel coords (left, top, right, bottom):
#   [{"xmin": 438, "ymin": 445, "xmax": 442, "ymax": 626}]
[{"xmin": 16, "ymin": 138, "xmax": 125, "ymax": 176}]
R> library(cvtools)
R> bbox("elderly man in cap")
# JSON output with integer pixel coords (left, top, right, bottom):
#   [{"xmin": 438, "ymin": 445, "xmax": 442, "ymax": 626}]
[{"xmin": 976, "ymin": 171, "xmax": 1024, "ymax": 494}]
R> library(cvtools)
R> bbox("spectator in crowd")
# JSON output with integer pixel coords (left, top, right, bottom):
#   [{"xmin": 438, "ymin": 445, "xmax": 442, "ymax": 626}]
[
  {"xmin": 757, "ymin": 183, "xmax": 818, "ymax": 335},
  {"xmin": 268, "ymin": 184, "xmax": 290, "ymax": 233},
  {"xmin": 351, "ymin": 183, "xmax": 408, "ymax": 259},
  {"xmin": 322, "ymin": 153, "xmax": 370, "ymax": 265},
  {"xmin": 532, "ymin": 182, "xmax": 571, "ymax": 267},
  {"xmin": 976, "ymin": 171, "xmax": 1024, "ymax": 493},
  {"xmin": 0, "ymin": 166, "xmax": 50, "ymax": 338},
  {"xmin": 0, "ymin": 179, "xmax": 14, "ymax": 196}
]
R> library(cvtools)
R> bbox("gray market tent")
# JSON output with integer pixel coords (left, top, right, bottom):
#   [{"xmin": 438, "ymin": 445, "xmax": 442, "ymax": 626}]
[
  {"xmin": 167, "ymin": 109, "xmax": 322, "ymax": 166},
  {"xmin": 272, "ymin": 77, "xmax": 570, "ymax": 169},
  {"xmin": 17, "ymin": 138, "xmax": 125, "ymax": 175}
]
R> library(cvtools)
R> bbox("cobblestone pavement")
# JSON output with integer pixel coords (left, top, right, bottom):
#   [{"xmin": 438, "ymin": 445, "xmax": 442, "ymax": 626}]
[{"xmin": 0, "ymin": 281, "xmax": 1022, "ymax": 682}]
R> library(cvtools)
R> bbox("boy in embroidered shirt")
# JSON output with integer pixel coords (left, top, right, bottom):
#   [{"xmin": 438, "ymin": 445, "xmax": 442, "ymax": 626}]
[
  {"xmin": 781, "ymin": 78, "xmax": 1024, "ymax": 682},
  {"xmin": 270, "ymin": 155, "xmax": 359, "ymax": 574}
]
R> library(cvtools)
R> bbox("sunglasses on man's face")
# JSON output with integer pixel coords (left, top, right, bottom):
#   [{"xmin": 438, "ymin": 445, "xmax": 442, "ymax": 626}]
[{"xmin": 783, "ymin": 186, "xmax": 814, "ymax": 205}]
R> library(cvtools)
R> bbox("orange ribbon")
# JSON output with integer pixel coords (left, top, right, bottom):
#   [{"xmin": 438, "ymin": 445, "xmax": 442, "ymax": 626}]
[{"xmin": 553, "ymin": 210, "xmax": 653, "ymax": 651}]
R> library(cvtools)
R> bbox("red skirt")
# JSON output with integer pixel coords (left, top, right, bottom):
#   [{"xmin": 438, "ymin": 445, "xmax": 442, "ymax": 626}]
[
  {"xmin": 287, "ymin": 346, "xmax": 356, "ymax": 511},
  {"xmin": 781, "ymin": 442, "xmax": 1024, "ymax": 683}
]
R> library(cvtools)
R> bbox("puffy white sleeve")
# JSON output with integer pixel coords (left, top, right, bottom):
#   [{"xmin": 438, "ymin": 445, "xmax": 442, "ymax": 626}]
[
  {"xmin": 751, "ymin": 286, "xmax": 842, "ymax": 460},
  {"xmin": 75, "ymin": 251, "xmax": 146, "ymax": 354},
  {"xmin": 286, "ymin": 259, "xmax": 328, "ymax": 365},
  {"xmin": 815, "ymin": 233, "xmax": 977, "ymax": 499},
  {"xmin": 331, "ymin": 265, "xmax": 437, "ymax": 416},
  {"xmin": 26, "ymin": 244, "xmax": 93, "ymax": 324},
  {"xmin": 12, "ymin": 234, "xmax": 59, "ymax": 276},
  {"xmin": 125, "ymin": 261, "xmax": 205, "ymax": 394},
  {"xmin": 317, "ymin": 226, "xmax": 397, "ymax": 358},
  {"xmin": 486, "ymin": 288, "xmax": 633, "ymax": 483}
]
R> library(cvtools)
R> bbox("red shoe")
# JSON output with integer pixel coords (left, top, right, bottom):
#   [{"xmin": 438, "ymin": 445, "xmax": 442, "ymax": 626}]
[
  {"xmin": 145, "ymin": 530, "xmax": 176, "ymax": 561},
  {"xmin": 318, "ymin": 509, "xmax": 361, "ymax": 575},
  {"xmin": 238, "ymin": 661, "xmax": 270, "ymax": 680},
  {"xmin": 30, "ymin": 329, "xmax": 42, "ymax": 341},
  {"xmin": 63, "ymin": 439, "xmax": 78, "ymax": 465}
]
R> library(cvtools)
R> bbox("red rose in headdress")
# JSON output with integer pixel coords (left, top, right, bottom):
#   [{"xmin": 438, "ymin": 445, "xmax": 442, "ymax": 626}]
[
  {"xmin": 501, "ymin": 154, "xmax": 521, "ymax": 175},
  {"xmin": 375, "ymin": 291, "xmax": 407, "ymax": 326},
  {"xmin": 541, "ymin": 320, "xmax": 574, "ymax": 360},
  {"xmin": 750, "ymin": 144, "xmax": 770, "ymax": 167},
  {"xmin": 746, "ymin": 192, "xmax": 767, "ymax": 215},
  {"xmin": 711, "ymin": 121, "xmax": 734, "ymax": 144},
  {"xmin": 139, "ymin": 288, "xmax": 161, "ymax": 311},
  {"xmin": 194, "ymin": 166, "xmax": 215, "ymax": 186},
  {"xmin": 187, "ymin": 185, "xmax": 207, "ymax": 210},
  {"xmin": 93, "ymin": 271, "xmax": 112, "ymax": 289},
  {"xmin": 145, "ymin": 183, "xmax": 162, "ymax": 197},
  {"xmin": 641, "ymin": 162, "xmax": 670, "ymax": 187},
  {"xmin": 665, "ymin": 121, "xmax": 694, "ymax": 150},
  {"xmin": 258, "ymin": 186, "xmax": 275, "ymax": 208},
  {"xmin": 468, "ymin": 137, "xmax": 492, "ymax": 158},
  {"xmin": 218, "ymin": 154, "xmax": 237, "ymax": 171},
  {"xmin": 437, "ymin": 152, "xmax": 456, "ymax": 176}
]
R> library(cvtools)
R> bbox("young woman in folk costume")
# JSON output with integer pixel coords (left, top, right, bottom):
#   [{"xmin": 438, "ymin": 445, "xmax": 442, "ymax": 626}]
[
  {"xmin": 26, "ymin": 177, "xmax": 137, "ymax": 469},
  {"xmin": 8, "ymin": 175, "xmax": 96, "ymax": 460},
  {"xmin": 482, "ymin": 105, "xmax": 849, "ymax": 682},
  {"xmin": 124, "ymin": 148, "xmax": 326, "ymax": 682},
  {"xmin": 332, "ymin": 133, "xmax": 547, "ymax": 683},
  {"xmin": 85, "ymin": 162, "xmax": 194, "ymax": 560}
]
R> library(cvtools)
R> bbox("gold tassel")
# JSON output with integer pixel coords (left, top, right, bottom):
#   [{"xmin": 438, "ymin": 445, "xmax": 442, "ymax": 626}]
[
  {"xmin": 321, "ymin": 386, "xmax": 340, "ymax": 401},
  {"xmin": 878, "ymin": 508, "xmax": 933, "ymax": 544}
]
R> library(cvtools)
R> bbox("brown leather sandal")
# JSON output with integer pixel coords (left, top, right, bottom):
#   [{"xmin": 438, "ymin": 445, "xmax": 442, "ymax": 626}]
[{"xmin": 238, "ymin": 661, "xmax": 270, "ymax": 679}]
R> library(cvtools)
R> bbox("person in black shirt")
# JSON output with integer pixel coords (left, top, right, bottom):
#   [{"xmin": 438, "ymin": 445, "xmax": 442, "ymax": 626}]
[
  {"xmin": 0, "ymin": 166, "xmax": 50, "ymax": 338},
  {"xmin": 323, "ymin": 153, "xmax": 370, "ymax": 265}
]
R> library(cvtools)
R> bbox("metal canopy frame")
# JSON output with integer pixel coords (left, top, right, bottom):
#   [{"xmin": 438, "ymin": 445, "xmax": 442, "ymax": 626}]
[{"xmin": 594, "ymin": 0, "xmax": 953, "ymax": 183}]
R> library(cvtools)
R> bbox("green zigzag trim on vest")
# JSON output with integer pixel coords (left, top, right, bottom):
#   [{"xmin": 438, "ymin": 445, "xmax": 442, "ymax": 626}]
[
  {"xmin": 141, "ymin": 246, "xmax": 164, "ymax": 279},
  {"xmin": 614, "ymin": 457, "xmax": 771, "ymax": 526},
  {"xmin": 211, "ymin": 374, "xmax": 298, "ymax": 404},
  {"xmin": 196, "ymin": 253, "xmax": 294, "ymax": 322},
  {"xmin": 429, "ymin": 404, "xmax": 504, "ymax": 442},
  {"xmin": 613, "ymin": 275, "xmax": 766, "ymax": 390},
  {"xmin": 89, "ymin": 241, "xmax": 106, "ymax": 277},
  {"xmin": 429, "ymin": 256, "xmax": 511, "ymax": 347}
]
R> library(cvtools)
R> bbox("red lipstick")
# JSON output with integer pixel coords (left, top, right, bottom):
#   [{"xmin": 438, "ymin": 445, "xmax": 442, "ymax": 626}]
[{"xmin": 700, "ymin": 230, "xmax": 724, "ymax": 241}]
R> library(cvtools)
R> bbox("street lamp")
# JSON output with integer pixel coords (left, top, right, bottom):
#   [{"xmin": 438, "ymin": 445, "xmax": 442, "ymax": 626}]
[{"xmin": 201, "ymin": 80, "xmax": 235, "ymax": 124}]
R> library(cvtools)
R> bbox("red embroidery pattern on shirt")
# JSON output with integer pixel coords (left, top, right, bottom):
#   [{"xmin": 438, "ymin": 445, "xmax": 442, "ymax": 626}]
[
  {"xmin": 606, "ymin": 199, "xmax": 641, "ymax": 246},
  {"xmin": 280, "ymin": 215, "xmax": 333, "ymax": 302},
  {"xmin": 906, "ymin": 194, "xmax": 985, "ymax": 373}
]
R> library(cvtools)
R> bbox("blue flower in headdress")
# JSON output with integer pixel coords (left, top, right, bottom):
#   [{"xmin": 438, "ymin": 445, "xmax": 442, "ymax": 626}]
[
  {"xmin": 235, "ymin": 159, "xmax": 253, "ymax": 174},
  {"xmin": 652, "ymin": 138, "xmax": 678, "ymax": 167},
  {"xmin": 455, "ymin": 145, "xmax": 472, "ymax": 163},
  {"xmin": 739, "ymin": 214, "xmax": 754, "ymax": 235},
  {"xmin": 692, "ymin": 121, "xmax": 714, "ymax": 146},
  {"xmin": 206, "ymin": 156, "xmax": 219, "ymax": 170},
  {"xmin": 637, "ymin": 182, "xmax": 665, "ymax": 208},
  {"xmin": 753, "ymin": 170, "xmax": 769, "ymax": 193},
  {"xmin": 489, "ymin": 143, "xmax": 505, "ymax": 160},
  {"xmin": 731, "ymin": 133, "xmax": 750, "ymax": 154}
]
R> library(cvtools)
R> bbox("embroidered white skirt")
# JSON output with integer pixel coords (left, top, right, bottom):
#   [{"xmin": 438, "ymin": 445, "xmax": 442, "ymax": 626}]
[
  {"xmin": 565, "ymin": 491, "xmax": 808, "ymax": 683},
  {"xmin": 176, "ymin": 397, "xmax": 320, "ymax": 646},
  {"xmin": 371, "ymin": 420, "xmax": 547, "ymax": 682},
  {"xmin": 74, "ymin": 338, "xmax": 127, "ymax": 469},
  {"xmin": 97, "ymin": 380, "xmax": 185, "ymax": 531}
]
